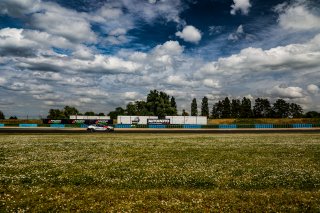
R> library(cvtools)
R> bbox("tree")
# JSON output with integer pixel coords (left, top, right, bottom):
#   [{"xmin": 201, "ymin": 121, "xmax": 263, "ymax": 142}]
[
  {"xmin": 305, "ymin": 111, "xmax": 320, "ymax": 118},
  {"xmin": 253, "ymin": 98, "xmax": 272, "ymax": 118},
  {"xmin": 0, "ymin": 110, "xmax": 5, "ymax": 119},
  {"xmin": 9, "ymin": 116, "xmax": 18, "ymax": 119},
  {"xmin": 272, "ymin": 99, "xmax": 290, "ymax": 118},
  {"xmin": 126, "ymin": 102, "xmax": 137, "ymax": 115},
  {"xmin": 221, "ymin": 97, "xmax": 231, "ymax": 118},
  {"xmin": 135, "ymin": 101, "xmax": 149, "ymax": 115},
  {"xmin": 170, "ymin": 97, "xmax": 178, "ymax": 116},
  {"xmin": 108, "ymin": 107, "xmax": 125, "ymax": 120},
  {"xmin": 98, "ymin": 112, "xmax": 105, "ymax": 116},
  {"xmin": 146, "ymin": 90, "xmax": 174, "ymax": 117},
  {"xmin": 231, "ymin": 99, "xmax": 241, "ymax": 118},
  {"xmin": 201, "ymin": 96, "xmax": 209, "ymax": 117},
  {"xmin": 240, "ymin": 97, "xmax": 252, "ymax": 118},
  {"xmin": 47, "ymin": 109, "xmax": 65, "ymax": 119},
  {"xmin": 191, "ymin": 98, "xmax": 198, "ymax": 116},
  {"xmin": 289, "ymin": 103, "xmax": 303, "ymax": 118},
  {"xmin": 182, "ymin": 109, "xmax": 189, "ymax": 116},
  {"xmin": 64, "ymin": 106, "xmax": 79, "ymax": 118},
  {"xmin": 211, "ymin": 100, "xmax": 223, "ymax": 119},
  {"xmin": 84, "ymin": 111, "xmax": 95, "ymax": 116}
]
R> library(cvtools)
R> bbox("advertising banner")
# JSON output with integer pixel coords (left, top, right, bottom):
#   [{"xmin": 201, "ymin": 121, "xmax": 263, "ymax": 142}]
[{"xmin": 147, "ymin": 119, "xmax": 170, "ymax": 125}]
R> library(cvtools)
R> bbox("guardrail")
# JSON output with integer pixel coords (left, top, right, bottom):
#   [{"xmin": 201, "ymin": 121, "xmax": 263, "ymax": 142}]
[
  {"xmin": 50, "ymin": 124, "xmax": 65, "ymax": 128},
  {"xmin": 19, "ymin": 124, "xmax": 38, "ymax": 127},
  {"xmin": 1, "ymin": 123, "xmax": 318, "ymax": 129}
]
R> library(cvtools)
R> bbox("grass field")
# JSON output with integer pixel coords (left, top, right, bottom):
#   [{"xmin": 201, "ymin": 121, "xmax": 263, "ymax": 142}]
[{"xmin": 1, "ymin": 133, "xmax": 320, "ymax": 212}]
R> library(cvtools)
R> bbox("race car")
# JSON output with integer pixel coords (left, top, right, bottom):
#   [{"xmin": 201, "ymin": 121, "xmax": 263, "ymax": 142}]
[{"xmin": 87, "ymin": 124, "xmax": 114, "ymax": 132}]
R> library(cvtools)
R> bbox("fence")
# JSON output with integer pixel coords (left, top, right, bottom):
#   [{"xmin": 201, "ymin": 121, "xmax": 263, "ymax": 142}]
[{"xmin": 0, "ymin": 123, "xmax": 319, "ymax": 129}]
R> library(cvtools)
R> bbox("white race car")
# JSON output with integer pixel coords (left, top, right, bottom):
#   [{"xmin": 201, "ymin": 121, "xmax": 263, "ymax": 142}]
[{"xmin": 87, "ymin": 124, "xmax": 114, "ymax": 132}]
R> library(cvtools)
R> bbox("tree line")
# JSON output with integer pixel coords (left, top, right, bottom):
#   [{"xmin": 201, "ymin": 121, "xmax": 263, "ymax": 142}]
[
  {"xmin": 108, "ymin": 90, "xmax": 178, "ymax": 119},
  {"xmin": 206, "ymin": 97, "xmax": 304, "ymax": 119},
  {"xmin": 1, "ymin": 90, "xmax": 320, "ymax": 120},
  {"xmin": 46, "ymin": 106, "xmax": 105, "ymax": 119}
]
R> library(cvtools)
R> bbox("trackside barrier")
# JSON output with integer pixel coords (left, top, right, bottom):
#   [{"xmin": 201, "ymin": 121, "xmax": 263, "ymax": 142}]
[
  {"xmin": 148, "ymin": 125, "xmax": 166, "ymax": 128},
  {"xmin": 167, "ymin": 124, "xmax": 183, "ymax": 128},
  {"xmin": 274, "ymin": 124, "xmax": 292, "ymax": 128},
  {"xmin": 255, "ymin": 124, "xmax": 274, "ymax": 129},
  {"xmin": 80, "ymin": 124, "xmax": 88, "ymax": 128},
  {"xmin": 183, "ymin": 124, "xmax": 202, "ymax": 129},
  {"xmin": 50, "ymin": 124, "xmax": 65, "ymax": 128},
  {"xmin": 19, "ymin": 124, "xmax": 38, "ymax": 127},
  {"xmin": 292, "ymin": 123, "xmax": 312, "ymax": 128},
  {"xmin": 0, "ymin": 124, "xmax": 4, "ymax": 127},
  {"xmin": 219, "ymin": 124, "xmax": 237, "ymax": 129},
  {"xmin": 237, "ymin": 124, "xmax": 255, "ymax": 128},
  {"xmin": 115, "ymin": 124, "xmax": 132, "ymax": 128}
]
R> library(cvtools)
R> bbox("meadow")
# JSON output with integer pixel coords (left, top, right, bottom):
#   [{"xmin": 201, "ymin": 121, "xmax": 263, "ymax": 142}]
[{"xmin": 1, "ymin": 133, "xmax": 320, "ymax": 212}]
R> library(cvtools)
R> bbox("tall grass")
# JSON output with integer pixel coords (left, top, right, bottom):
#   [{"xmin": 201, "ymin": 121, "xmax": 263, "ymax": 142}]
[{"xmin": 1, "ymin": 133, "xmax": 320, "ymax": 211}]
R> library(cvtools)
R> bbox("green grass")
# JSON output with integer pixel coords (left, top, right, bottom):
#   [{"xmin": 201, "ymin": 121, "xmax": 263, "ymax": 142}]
[{"xmin": 1, "ymin": 133, "xmax": 320, "ymax": 212}]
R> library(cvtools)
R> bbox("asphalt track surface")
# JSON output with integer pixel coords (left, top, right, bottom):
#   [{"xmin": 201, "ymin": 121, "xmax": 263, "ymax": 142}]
[{"xmin": 1, "ymin": 127, "xmax": 320, "ymax": 134}]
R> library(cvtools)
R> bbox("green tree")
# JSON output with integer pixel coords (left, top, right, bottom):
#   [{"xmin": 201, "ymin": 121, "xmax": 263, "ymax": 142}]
[
  {"xmin": 135, "ymin": 101, "xmax": 149, "ymax": 115},
  {"xmin": 64, "ymin": 106, "xmax": 79, "ymax": 118},
  {"xmin": 231, "ymin": 99, "xmax": 241, "ymax": 118},
  {"xmin": 147, "ymin": 90, "xmax": 160, "ymax": 116},
  {"xmin": 289, "ymin": 103, "xmax": 303, "ymax": 118},
  {"xmin": 253, "ymin": 98, "xmax": 272, "ymax": 118},
  {"xmin": 84, "ymin": 111, "xmax": 95, "ymax": 116},
  {"xmin": 47, "ymin": 109, "xmax": 65, "ymax": 119},
  {"xmin": 0, "ymin": 110, "xmax": 5, "ymax": 119},
  {"xmin": 211, "ymin": 100, "xmax": 223, "ymax": 119},
  {"xmin": 221, "ymin": 97, "xmax": 231, "ymax": 118},
  {"xmin": 126, "ymin": 102, "xmax": 137, "ymax": 115},
  {"xmin": 191, "ymin": 98, "xmax": 198, "ymax": 116},
  {"xmin": 272, "ymin": 99, "xmax": 290, "ymax": 118},
  {"xmin": 201, "ymin": 96, "xmax": 209, "ymax": 117},
  {"xmin": 240, "ymin": 97, "xmax": 252, "ymax": 118},
  {"xmin": 108, "ymin": 107, "xmax": 125, "ymax": 120},
  {"xmin": 182, "ymin": 109, "xmax": 189, "ymax": 116},
  {"xmin": 98, "ymin": 112, "xmax": 105, "ymax": 116},
  {"xmin": 170, "ymin": 96, "xmax": 178, "ymax": 115},
  {"xmin": 305, "ymin": 111, "xmax": 320, "ymax": 118},
  {"xmin": 9, "ymin": 116, "xmax": 18, "ymax": 119}
]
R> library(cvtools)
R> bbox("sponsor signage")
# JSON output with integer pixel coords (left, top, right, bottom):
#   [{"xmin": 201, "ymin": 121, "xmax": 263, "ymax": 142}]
[
  {"xmin": 72, "ymin": 120, "xmax": 85, "ymax": 124},
  {"xmin": 147, "ymin": 119, "xmax": 170, "ymax": 125},
  {"xmin": 43, "ymin": 119, "xmax": 113, "ymax": 125},
  {"xmin": 49, "ymin": 120, "xmax": 62, "ymax": 124}
]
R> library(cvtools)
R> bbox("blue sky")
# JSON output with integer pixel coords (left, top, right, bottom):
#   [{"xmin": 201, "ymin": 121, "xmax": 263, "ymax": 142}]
[{"xmin": 0, "ymin": 0, "xmax": 320, "ymax": 117}]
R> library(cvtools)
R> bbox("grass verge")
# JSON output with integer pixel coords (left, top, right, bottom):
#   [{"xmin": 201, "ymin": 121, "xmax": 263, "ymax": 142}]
[{"xmin": 1, "ymin": 133, "xmax": 320, "ymax": 211}]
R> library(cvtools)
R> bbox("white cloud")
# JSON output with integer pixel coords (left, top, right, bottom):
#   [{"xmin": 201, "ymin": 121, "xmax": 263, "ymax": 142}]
[
  {"xmin": 167, "ymin": 75, "xmax": 195, "ymax": 87},
  {"xmin": 307, "ymin": 84, "xmax": 319, "ymax": 94},
  {"xmin": 277, "ymin": 4, "xmax": 320, "ymax": 31},
  {"xmin": 269, "ymin": 85, "xmax": 305, "ymax": 99},
  {"xmin": 176, "ymin": 25, "xmax": 202, "ymax": 44},
  {"xmin": 153, "ymin": 40, "xmax": 184, "ymax": 56},
  {"xmin": 0, "ymin": 0, "xmax": 41, "ymax": 17},
  {"xmin": 230, "ymin": 0, "xmax": 251, "ymax": 15},
  {"xmin": 228, "ymin": 25, "xmax": 244, "ymax": 41},
  {"xmin": 199, "ymin": 33, "xmax": 320, "ymax": 77},
  {"xmin": 203, "ymin": 79, "xmax": 221, "ymax": 88},
  {"xmin": 30, "ymin": 2, "xmax": 97, "ymax": 43},
  {"xmin": 123, "ymin": 92, "xmax": 140, "ymax": 100},
  {"xmin": 0, "ymin": 77, "xmax": 7, "ymax": 85}
]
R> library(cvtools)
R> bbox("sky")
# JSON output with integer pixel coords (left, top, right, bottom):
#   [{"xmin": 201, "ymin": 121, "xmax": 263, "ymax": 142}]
[{"xmin": 0, "ymin": 0, "xmax": 320, "ymax": 118}]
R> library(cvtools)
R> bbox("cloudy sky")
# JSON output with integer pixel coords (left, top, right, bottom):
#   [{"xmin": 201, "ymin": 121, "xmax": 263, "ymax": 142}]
[{"xmin": 0, "ymin": 0, "xmax": 320, "ymax": 117}]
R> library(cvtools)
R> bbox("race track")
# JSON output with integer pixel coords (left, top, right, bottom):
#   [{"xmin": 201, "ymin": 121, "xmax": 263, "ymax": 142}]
[{"xmin": 1, "ymin": 127, "xmax": 320, "ymax": 134}]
